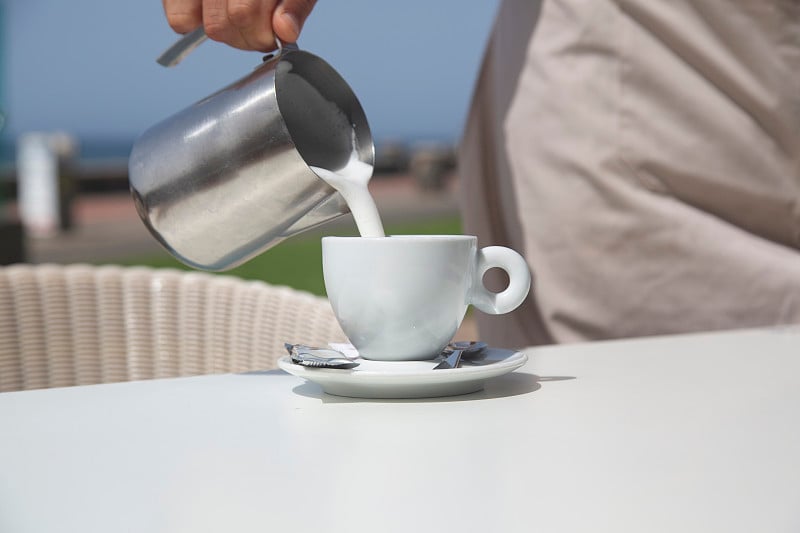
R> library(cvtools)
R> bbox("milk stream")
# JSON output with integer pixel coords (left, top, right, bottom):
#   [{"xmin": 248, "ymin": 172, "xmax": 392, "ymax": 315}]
[{"xmin": 311, "ymin": 150, "xmax": 386, "ymax": 238}]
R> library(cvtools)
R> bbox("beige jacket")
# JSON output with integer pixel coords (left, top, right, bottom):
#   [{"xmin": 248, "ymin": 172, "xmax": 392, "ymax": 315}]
[{"xmin": 460, "ymin": 0, "xmax": 800, "ymax": 347}]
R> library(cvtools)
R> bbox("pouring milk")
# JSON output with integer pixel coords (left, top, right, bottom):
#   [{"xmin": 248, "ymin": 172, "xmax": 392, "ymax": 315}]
[{"xmin": 310, "ymin": 147, "xmax": 385, "ymax": 238}]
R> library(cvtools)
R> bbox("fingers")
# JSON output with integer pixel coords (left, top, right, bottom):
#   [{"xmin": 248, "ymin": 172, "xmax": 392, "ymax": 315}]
[
  {"xmin": 163, "ymin": 0, "xmax": 316, "ymax": 51},
  {"xmin": 208, "ymin": 0, "xmax": 279, "ymax": 51},
  {"xmin": 163, "ymin": 0, "xmax": 203, "ymax": 34},
  {"xmin": 272, "ymin": 0, "xmax": 317, "ymax": 44}
]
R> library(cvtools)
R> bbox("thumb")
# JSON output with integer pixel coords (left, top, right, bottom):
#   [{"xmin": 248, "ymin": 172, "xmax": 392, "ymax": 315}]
[{"xmin": 273, "ymin": 0, "xmax": 317, "ymax": 43}]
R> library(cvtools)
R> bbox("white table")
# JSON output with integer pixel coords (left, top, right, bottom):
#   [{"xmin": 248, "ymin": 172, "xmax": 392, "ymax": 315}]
[{"xmin": 2, "ymin": 327, "xmax": 799, "ymax": 532}]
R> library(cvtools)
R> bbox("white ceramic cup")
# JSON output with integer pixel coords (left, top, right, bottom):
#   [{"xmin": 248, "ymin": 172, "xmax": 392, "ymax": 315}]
[{"xmin": 322, "ymin": 235, "xmax": 531, "ymax": 361}]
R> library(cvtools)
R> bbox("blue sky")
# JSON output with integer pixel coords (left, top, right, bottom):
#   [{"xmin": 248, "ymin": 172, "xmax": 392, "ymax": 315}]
[{"xmin": 2, "ymin": 1, "xmax": 500, "ymax": 144}]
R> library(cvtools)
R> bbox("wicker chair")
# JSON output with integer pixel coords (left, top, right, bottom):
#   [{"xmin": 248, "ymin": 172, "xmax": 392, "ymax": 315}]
[{"xmin": 0, "ymin": 264, "xmax": 347, "ymax": 392}]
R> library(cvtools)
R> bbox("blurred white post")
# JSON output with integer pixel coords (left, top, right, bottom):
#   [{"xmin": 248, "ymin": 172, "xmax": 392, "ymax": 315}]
[{"xmin": 16, "ymin": 132, "xmax": 77, "ymax": 237}]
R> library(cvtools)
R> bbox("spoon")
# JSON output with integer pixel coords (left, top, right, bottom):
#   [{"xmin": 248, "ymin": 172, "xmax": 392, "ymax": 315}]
[
  {"xmin": 284, "ymin": 343, "xmax": 360, "ymax": 369},
  {"xmin": 433, "ymin": 341, "xmax": 488, "ymax": 370}
]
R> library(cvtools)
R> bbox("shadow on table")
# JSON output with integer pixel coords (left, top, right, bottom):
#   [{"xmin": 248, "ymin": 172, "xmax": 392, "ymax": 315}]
[{"xmin": 286, "ymin": 372, "xmax": 575, "ymax": 404}]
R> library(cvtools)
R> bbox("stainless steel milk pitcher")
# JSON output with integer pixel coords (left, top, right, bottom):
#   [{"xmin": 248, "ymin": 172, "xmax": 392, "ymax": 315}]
[{"xmin": 129, "ymin": 41, "xmax": 373, "ymax": 271}]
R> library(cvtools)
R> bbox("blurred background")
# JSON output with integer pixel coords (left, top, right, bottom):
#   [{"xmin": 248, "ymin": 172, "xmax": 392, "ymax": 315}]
[{"xmin": 0, "ymin": 0, "xmax": 500, "ymax": 300}]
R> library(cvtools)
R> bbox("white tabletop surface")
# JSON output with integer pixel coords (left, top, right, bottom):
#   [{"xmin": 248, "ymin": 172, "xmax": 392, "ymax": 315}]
[{"xmin": 2, "ymin": 327, "xmax": 799, "ymax": 532}]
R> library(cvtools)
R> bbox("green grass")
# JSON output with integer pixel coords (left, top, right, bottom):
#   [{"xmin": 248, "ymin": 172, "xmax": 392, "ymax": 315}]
[{"xmin": 117, "ymin": 216, "xmax": 462, "ymax": 297}]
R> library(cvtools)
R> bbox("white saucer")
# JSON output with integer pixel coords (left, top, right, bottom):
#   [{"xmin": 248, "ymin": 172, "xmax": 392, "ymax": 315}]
[{"xmin": 277, "ymin": 346, "xmax": 528, "ymax": 399}]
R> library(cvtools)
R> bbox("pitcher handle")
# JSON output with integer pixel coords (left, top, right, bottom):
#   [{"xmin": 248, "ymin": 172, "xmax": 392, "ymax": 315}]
[
  {"xmin": 157, "ymin": 27, "xmax": 297, "ymax": 68},
  {"xmin": 157, "ymin": 26, "xmax": 209, "ymax": 67}
]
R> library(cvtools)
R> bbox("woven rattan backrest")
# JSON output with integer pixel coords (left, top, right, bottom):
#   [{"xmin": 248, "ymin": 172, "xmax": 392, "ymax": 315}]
[{"xmin": 0, "ymin": 264, "xmax": 346, "ymax": 392}]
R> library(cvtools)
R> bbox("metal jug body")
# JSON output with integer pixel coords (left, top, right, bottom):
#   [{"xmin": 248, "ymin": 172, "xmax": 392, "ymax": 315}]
[{"xmin": 129, "ymin": 47, "xmax": 373, "ymax": 271}]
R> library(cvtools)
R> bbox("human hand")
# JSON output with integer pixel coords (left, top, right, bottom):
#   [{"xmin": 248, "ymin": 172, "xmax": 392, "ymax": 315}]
[{"xmin": 162, "ymin": 0, "xmax": 317, "ymax": 52}]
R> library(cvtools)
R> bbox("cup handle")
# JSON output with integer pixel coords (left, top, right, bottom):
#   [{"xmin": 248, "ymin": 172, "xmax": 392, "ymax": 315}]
[{"xmin": 469, "ymin": 246, "xmax": 531, "ymax": 315}]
